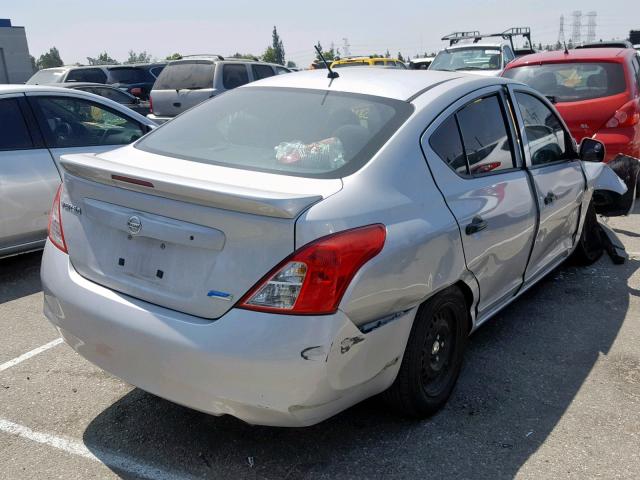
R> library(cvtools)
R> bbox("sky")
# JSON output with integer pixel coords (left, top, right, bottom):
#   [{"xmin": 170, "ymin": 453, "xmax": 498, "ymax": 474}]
[{"xmin": 4, "ymin": 0, "xmax": 638, "ymax": 67}]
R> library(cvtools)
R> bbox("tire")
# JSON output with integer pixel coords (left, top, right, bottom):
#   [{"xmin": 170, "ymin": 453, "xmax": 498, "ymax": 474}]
[
  {"xmin": 572, "ymin": 202, "xmax": 603, "ymax": 265},
  {"xmin": 384, "ymin": 286, "xmax": 468, "ymax": 418}
]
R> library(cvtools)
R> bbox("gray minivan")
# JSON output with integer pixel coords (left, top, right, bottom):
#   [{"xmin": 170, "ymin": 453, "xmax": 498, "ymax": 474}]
[{"xmin": 147, "ymin": 55, "xmax": 291, "ymax": 123}]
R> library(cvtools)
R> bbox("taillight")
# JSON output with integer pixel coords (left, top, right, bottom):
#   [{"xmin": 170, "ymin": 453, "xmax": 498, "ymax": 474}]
[
  {"xmin": 605, "ymin": 99, "xmax": 640, "ymax": 128},
  {"xmin": 47, "ymin": 184, "xmax": 68, "ymax": 253},
  {"xmin": 238, "ymin": 224, "xmax": 386, "ymax": 315},
  {"xmin": 130, "ymin": 87, "xmax": 142, "ymax": 97}
]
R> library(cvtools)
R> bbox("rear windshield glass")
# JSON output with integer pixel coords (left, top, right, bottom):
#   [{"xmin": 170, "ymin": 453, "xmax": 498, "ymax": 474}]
[
  {"xmin": 109, "ymin": 67, "xmax": 146, "ymax": 83},
  {"xmin": 27, "ymin": 69, "xmax": 66, "ymax": 84},
  {"xmin": 503, "ymin": 63, "xmax": 627, "ymax": 102},
  {"xmin": 430, "ymin": 47, "xmax": 502, "ymax": 71},
  {"xmin": 153, "ymin": 61, "xmax": 215, "ymax": 90},
  {"xmin": 136, "ymin": 87, "xmax": 413, "ymax": 178}
]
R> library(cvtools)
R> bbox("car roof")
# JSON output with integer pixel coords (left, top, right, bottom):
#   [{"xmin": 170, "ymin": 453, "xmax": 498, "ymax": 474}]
[
  {"xmin": 53, "ymin": 82, "xmax": 116, "ymax": 88},
  {"xmin": 241, "ymin": 68, "xmax": 511, "ymax": 102},
  {"xmin": 506, "ymin": 48, "xmax": 634, "ymax": 68},
  {"xmin": 447, "ymin": 42, "xmax": 505, "ymax": 50}
]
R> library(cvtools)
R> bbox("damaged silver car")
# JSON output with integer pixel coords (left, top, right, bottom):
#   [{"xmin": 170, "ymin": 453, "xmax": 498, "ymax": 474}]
[{"xmin": 41, "ymin": 69, "xmax": 628, "ymax": 426}]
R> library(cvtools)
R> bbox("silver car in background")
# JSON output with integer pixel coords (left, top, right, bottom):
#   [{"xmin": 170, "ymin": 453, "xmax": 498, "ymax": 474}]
[
  {"xmin": 147, "ymin": 55, "xmax": 290, "ymax": 124},
  {"xmin": 0, "ymin": 85, "xmax": 155, "ymax": 258},
  {"xmin": 41, "ymin": 69, "xmax": 626, "ymax": 426}
]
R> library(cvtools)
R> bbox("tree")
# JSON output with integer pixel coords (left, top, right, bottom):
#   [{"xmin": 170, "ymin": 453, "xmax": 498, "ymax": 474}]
[
  {"xmin": 165, "ymin": 53, "xmax": 182, "ymax": 60},
  {"xmin": 125, "ymin": 50, "xmax": 153, "ymax": 64},
  {"xmin": 267, "ymin": 26, "xmax": 285, "ymax": 65},
  {"xmin": 29, "ymin": 55, "xmax": 37, "ymax": 72},
  {"xmin": 231, "ymin": 52, "xmax": 258, "ymax": 60},
  {"xmin": 87, "ymin": 52, "xmax": 118, "ymax": 65},
  {"xmin": 384, "ymin": 49, "xmax": 391, "ymax": 58},
  {"xmin": 286, "ymin": 60, "xmax": 297, "ymax": 68},
  {"xmin": 397, "ymin": 52, "xmax": 405, "ymax": 62},
  {"xmin": 36, "ymin": 47, "xmax": 63, "ymax": 69},
  {"xmin": 262, "ymin": 46, "xmax": 278, "ymax": 64}
]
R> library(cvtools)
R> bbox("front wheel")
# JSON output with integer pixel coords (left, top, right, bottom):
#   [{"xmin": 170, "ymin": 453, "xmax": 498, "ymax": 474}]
[
  {"xmin": 384, "ymin": 286, "xmax": 468, "ymax": 418},
  {"xmin": 572, "ymin": 202, "xmax": 603, "ymax": 265}
]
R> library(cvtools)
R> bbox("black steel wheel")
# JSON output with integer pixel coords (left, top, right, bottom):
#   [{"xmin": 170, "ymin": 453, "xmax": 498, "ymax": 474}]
[
  {"xmin": 572, "ymin": 202, "xmax": 603, "ymax": 265},
  {"xmin": 384, "ymin": 286, "xmax": 468, "ymax": 417}
]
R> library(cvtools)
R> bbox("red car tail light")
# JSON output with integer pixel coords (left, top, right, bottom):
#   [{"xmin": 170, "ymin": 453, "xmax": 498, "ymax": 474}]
[
  {"xmin": 48, "ymin": 184, "xmax": 68, "ymax": 253},
  {"xmin": 130, "ymin": 87, "xmax": 143, "ymax": 97},
  {"xmin": 605, "ymin": 99, "xmax": 640, "ymax": 129},
  {"xmin": 238, "ymin": 224, "xmax": 386, "ymax": 315}
]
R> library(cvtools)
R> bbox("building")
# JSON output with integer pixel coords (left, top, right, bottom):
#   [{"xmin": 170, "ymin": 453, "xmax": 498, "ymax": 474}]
[{"xmin": 0, "ymin": 19, "xmax": 33, "ymax": 83}]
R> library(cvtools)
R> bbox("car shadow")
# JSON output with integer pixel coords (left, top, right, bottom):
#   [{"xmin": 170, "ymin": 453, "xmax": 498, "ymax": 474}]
[
  {"xmin": 0, "ymin": 251, "xmax": 43, "ymax": 304},
  {"xmin": 82, "ymin": 254, "xmax": 636, "ymax": 479}
]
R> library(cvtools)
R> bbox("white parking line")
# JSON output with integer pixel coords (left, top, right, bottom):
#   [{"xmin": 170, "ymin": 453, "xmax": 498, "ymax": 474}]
[
  {"xmin": 0, "ymin": 338, "xmax": 63, "ymax": 372},
  {"xmin": 0, "ymin": 418, "xmax": 196, "ymax": 480}
]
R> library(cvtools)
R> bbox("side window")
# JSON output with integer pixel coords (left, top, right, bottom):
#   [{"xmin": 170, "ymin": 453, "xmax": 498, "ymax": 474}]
[
  {"xmin": 503, "ymin": 47, "xmax": 515, "ymax": 64},
  {"xmin": 429, "ymin": 115, "xmax": 468, "ymax": 175},
  {"xmin": 456, "ymin": 95, "xmax": 516, "ymax": 175},
  {"xmin": 32, "ymin": 96, "xmax": 144, "ymax": 148},
  {"xmin": 632, "ymin": 57, "xmax": 640, "ymax": 90},
  {"xmin": 374, "ymin": 60, "xmax": 385, "ymax": 66},
  {"xmin": 66, "ymin": 68, "xmax": 107, "ymax": 83},
  {"xmin": 92, "ymin": 87, "xmax": 132, "ymax": 104},
  {"xmin": 0, "ymin": 98, "xmax": 33, "ymax": 150},
  {"xmin": 275, "ymin": 66, "xmax": 290, "ymax": 75},
  {"xmin": 515, "ymin": 92, "xmax": 569, "ymax": 166},
  {"xmin": 222, "ymin": 64, "xmax": 249, "ymax": 89},
  {"xmin": 251, "ymin": 64, "xmax": 275, "ymax": 80}
]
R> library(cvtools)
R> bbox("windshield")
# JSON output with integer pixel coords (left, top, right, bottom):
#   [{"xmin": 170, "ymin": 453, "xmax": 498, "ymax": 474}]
[
  {"xmin": 430, "ymin": 47, "xmax": 502, "ymax": 71},
  {"xmin": 136, "ymin": 87, "xmax": 413, "ymax": 178},
  {"xmin": 153, "ymin": 61, "xmax": 215, "ymax": 90},
  {"xmin": 109, "ymin": 67, "xmax": 146, "ymax": 83},
  {"xmin": 27, "ymin": 69, "xmax": 66, "ymax": 84},
  {"xmin": 503, "ymin": 62, "xmax": 627, "ymax": 102}
]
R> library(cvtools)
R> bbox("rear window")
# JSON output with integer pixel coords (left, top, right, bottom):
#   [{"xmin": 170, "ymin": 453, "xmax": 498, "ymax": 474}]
[
  {"xmin": 430, "ymin": 47, "xmax": 502, "ymax": 71},
  {"xmin": 503, "ymin": 62, "xmax": 627, "ymax": 102},
  {"xmin": 27, "ymin": 68, "xmax": 66, "ymax": 84},
  {"xmin": 136, "ymin": 87, "xmax": 413, "ymax": 178},
  {"xmin": 153, "ymin": 61, "xmax": 215, "ymax": 90},
  {"xmin": 109, "ymin": 67, "xmax": 146, "ymax": 83},
  {"xmin": 66, "ymin": 68, "xmax": 107, "ymax": 83}
]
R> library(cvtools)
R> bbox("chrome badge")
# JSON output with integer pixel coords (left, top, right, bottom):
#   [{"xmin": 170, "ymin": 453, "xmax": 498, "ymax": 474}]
[
  {"xmin": 61, "ymin": 201, "xmax": 82, "ymax": 215},
  {"xmin": 127, "ymin": 215, "xmax": 142, "ymax": 235}
]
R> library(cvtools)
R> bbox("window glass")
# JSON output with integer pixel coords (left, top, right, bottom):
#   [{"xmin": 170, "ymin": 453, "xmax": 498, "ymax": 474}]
[
  {"xmin": 222, "ymin": 64, "xmax": 250, "ymax": 89},
  {"xmin": 374, "ymin": 60, "xmax": 385, "ymax": 66},
  {"xmin": 503, "ymin": 63, "xmax": 627, "ymax": 102},
  {"xmin": 515, "ymin": 92, "xmax": 569, "ymax": 166},
  {"xmin": 33, "ymin": 97, "xmax": 144, "ymax": 148},
  {"xmin": 429, "ymin": 115, "xmax": 467, "ymax": 175},
  {"xmin": 108, "ymin": 67, "xmax": 146, "ymax": 83},
  {"xmin": 136, "ymin": 87, "xmax": 413, "ymax": 178},
  {"xmin": 503, "ymin": 47, "xmax": 515, "ymax": 64},
  {"xmin": 26, "ymin": 68, "xmax": 66, "ymax": 84},
  {"xmin": 386, "ymin": 61, "xmax": 397, "ymax": 67},
  {"xmin": 430, "ymin": 47, "xmax": 503, "ymax": 71},
  {"xmin": 89, "ymin": 87, "xmax": 134, "ymax": 104},
  {"xmin": 252, "ymin": 64, "xmax": 275, "ymax": 80},
  {"xmin": 154, "ymin": 61, "xmax": 215, "ymax": 90},
  {"xmin": 456, "ymin": 95, "xmax": 515, "ymax": 175},
  {"xmin": 0, "ymin": 99, "xmax": 33, "ymax": 150},
  {"xmin": 66, "ymin": 68, "xmax": 107, "ymax": 83},
  {"xmin": 275, "ymin": 67, "xmax": 290, "ymax": 75},
  {"xmin": 150, "ymin": 66, "xmax": 165, "ymax": 78}
]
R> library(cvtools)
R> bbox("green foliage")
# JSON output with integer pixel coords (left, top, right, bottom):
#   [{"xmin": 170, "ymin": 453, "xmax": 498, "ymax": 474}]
[
  {"xmin": 266, "ymin": 26, "xmax": 285, "ymax": 65},
  {"xmin": 262, "ymin": 46, "xmax": 278, "ymax": 64},
  {"xmin": 397, "ymin": 52, "xmax": 404, "ymax": 62},
  {"xmin": 36, "ymin": 47, "xmax": 63, "ymax": 69},
  {"xmin": 29, "ymin": 55, "xmax": 37, "ymax": 72},
  {"xmin": 286, "ymin": 60, "xmax": 297, "ymax": 68},
  {"xmin": 231, "ymin": 52, "xmax": 258, "ymax": 60},
  {"xmin": 87, "ymin": 52, "xmax": 119, "ymax": 65},
  {"xmin": 165, "ymin": 53, "xmax": 182, "ymax": 60},
  {"xmin": 125, "ymin": 50, "xmax": 153, "ymax": 64},
  {"xmin": 384, "ymin": 49, "xmax": 390, "ymax": 58}
]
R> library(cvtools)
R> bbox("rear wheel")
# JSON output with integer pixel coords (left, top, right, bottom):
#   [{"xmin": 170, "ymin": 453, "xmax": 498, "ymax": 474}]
[
  {"xmin": 384, "ymin": 286, "xmax": 468, "ymax": 417},
  {"xmin": 572, "ymin": 202, "xmax": 603, "ymax": 265}
]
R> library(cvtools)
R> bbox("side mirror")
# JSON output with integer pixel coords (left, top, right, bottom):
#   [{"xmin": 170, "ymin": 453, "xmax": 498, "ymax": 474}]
[{"xmin": 579, "ymin": 138, "xmax": 606, "ymax": 162}]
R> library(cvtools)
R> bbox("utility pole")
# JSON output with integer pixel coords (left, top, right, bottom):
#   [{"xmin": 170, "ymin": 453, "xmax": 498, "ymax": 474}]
[
  {"xmin": 586, "ymin": 11, "xmax": 597, "ymax": 43},
  {"xmin": 571, "ymin": 10, "xmax": 582, "ymax": 45}
]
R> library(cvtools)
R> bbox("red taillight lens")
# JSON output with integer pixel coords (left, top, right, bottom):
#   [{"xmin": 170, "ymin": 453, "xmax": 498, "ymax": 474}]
[
  {"xmin": 605, "ymin": 99, "xmax": 640, "ymax": 128},
  {"xmin": 47, "ymin": 184, "xmax": 68, "ymax": 253},
  {"xmin": 238, "ymin": 224, "xmax": 386, "ymax": 315},
  {"xmin": 130, "ymin": 87, "xmax": 142, "ymax": 97}
]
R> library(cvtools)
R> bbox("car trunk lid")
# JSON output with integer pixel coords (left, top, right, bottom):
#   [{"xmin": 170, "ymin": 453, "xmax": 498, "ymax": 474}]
[
  {"xmin": 58, "ymin": 148, "xmax": 342, "ymax": 319},
  {"xmin": 557, "ymin": 92, "xmax": 630, "ymax": 142}
]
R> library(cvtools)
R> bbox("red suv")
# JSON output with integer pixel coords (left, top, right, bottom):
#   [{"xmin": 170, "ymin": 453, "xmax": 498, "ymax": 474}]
[{"xmin": 502, "ymin": 48, "xmax": 640, "ymax": 162}]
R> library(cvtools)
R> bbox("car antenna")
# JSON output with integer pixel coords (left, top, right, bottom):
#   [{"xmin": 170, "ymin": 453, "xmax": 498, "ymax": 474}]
[
  {"xmin": 314, "ymin": 45, "xmax": 339, "ymax": 79},
  {"xmin": 563, "ymin": 42, "xmax": 569, "ymax": 54}
]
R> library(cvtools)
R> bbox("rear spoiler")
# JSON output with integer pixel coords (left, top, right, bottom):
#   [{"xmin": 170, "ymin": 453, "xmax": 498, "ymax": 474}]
[{"xmin": 60, "ymin": 154, "xmax": 325, "ymax": 219}]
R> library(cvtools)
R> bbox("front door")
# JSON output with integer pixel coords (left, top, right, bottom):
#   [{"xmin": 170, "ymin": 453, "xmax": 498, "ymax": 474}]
[
  {"xmin": 421, "ymin": 87, "xmax": 537, "ymax": 314},
  {"xmin": 509, "ymin": 88, "xmax": 585, "ymax": 283}
]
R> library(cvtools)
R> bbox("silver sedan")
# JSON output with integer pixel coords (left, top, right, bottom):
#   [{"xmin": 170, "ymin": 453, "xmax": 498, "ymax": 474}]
[
  {"xmin": 0, "ymin": 85, "xmax": 155, "ymax": 259},
  {"xmin": 40, "ymin": 69, "xmax": 626, "ymax": 426}
]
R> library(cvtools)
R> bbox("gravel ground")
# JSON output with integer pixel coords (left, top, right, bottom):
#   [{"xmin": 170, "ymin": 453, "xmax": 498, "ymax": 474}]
[{"xmin": 0, "ymin": 206, "xmax": 638, "ymax": 479}]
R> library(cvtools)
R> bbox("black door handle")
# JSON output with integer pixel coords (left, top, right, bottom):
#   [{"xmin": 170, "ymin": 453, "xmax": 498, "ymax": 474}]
[
  {"xmin": 465, "ymin": 216, "xmax": 488, "ymax": 235},
  {"xmin": 544, "ymin": 192, "xmax": 557, "ymax": 205}
]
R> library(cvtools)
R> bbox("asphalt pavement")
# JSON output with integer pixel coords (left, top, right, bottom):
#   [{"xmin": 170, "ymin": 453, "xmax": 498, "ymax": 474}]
[{"xmin": 1, "ymin": 206, "xmax": 639, "ymax": 479}]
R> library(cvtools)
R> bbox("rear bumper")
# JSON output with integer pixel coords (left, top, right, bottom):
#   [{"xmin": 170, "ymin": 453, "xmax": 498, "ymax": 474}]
[
  {"xmin": 146, "ymin": 113, "xmax": 172, "ymax": 124},
  {"xmin": 40, "ymin": 241, "xmax": 414, "ymax": 426}
]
